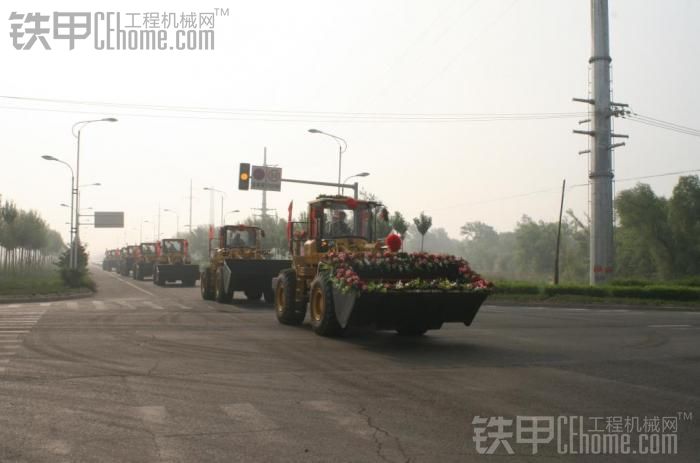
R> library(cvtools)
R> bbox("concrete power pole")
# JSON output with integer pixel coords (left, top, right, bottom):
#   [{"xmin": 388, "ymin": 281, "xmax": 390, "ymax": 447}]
[
  {"xmin": 188, "ymin": 179, "xmax": 193, "ymax": 234},
  {"xmin": 574, "ymin": 0, "xmax": 627, "ymax": 285}
]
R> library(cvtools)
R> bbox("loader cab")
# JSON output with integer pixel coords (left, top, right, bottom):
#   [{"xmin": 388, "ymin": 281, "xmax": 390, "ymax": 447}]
[
  {"xmin": 160, "ymin": 239, "xmax": 185, "ymax": 255},
  {"xmin": 305, "ymin": 197, "xmax": 382, "ymax": 254},
  {"xmin": 140, "ymin": 242, "xmax": 157, "ymax": 256},
  {"xmin": 220, "ymin": 225, "xmax": 261, "ymax": 249}
]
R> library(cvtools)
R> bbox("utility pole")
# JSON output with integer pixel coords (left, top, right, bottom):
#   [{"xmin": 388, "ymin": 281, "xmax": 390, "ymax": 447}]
[
  {"xmin": 188, "ymin": 179, "xmax": 193, "ymax": 234},
  {"xmin": 573, "ymin": 0, "xmax": 627, "ymax": 285},
  {"xmin": 554, "ymin": 179, "xmax": 566, "ymax": 285}
]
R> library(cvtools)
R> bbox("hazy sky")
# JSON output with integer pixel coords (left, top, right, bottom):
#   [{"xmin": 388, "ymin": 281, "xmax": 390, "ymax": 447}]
[{"xmin": 1, "ymin": 0, "xmax": 698, "ymax": 255}]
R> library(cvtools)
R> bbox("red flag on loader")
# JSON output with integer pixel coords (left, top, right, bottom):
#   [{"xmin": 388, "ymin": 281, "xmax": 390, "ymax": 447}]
[{"xmin": 286, "ymin": 200, "xmax": 293, "ymax": 240}]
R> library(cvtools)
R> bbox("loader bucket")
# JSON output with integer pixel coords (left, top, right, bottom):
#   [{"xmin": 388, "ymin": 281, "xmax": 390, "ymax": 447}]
[
  {"xmin": 223, "ymin": 259, "xmax": 291, "ymax": 294},
  {"xmin": 332, "ymin": 289, "xmax": 489, "ymax": 332},
  {"xmin": 156, "ymin": 264, "xmax": 200, "ymax": 282}
]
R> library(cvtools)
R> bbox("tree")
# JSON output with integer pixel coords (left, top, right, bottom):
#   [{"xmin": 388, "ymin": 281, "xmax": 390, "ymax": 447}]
[
  {"xmin": 391, "ymin": 211, "xmax": 409, "ymax": 240},
  {"xmin": 668, "ymin": 175, "xmax": 700, "ymax": 275},
  {"xmin": 412, "ymin": 212, "xmax": 432, "ymax": 252},
  {"xmin": 615, "ymin": 183, "xmax": 673, "ymax": 279}
]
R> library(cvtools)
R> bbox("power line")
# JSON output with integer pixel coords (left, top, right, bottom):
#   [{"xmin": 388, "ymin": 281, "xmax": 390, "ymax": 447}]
[
  {"xmin": 623, "ymin": 111, "xmax": 700, "ymax": 137},
  {"xmin": 0, "ymin": 95, "xmax": 586, "ymax": 123}
]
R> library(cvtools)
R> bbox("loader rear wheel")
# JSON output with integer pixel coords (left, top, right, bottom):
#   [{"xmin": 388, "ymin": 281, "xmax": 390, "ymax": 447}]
[
  {"xmin": 309, "ymin": 277, "xmax": 344, "ymax": 337},
  {"xmin": 244, "ymin": 290, "xmax": 262, "ymax": 301},
  {"xmin": 200, "ymin": 270, "xmax": 215, "ymax": 300},
  {"xmin": 215, "ymin": 269, "xmax": 233, "ymax": 303},
  {"xmin": 275, "ymin": 270, "xmax": 305, "ymax": 325}
]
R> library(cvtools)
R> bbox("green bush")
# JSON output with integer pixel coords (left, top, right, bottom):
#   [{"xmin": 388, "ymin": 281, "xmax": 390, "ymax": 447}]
[
  {"xmin": 493, "ymin": 281, "xmax": 540, "ymax": 295},
  {"xmin": 543, "ymin": 284, "xmax": 608, "ymax": 297},
  {"xmin": 55, "ymin": 244, "xmax": 92, "ymax": 289}
]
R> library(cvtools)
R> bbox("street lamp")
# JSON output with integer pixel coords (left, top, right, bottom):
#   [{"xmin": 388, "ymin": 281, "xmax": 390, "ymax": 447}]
[
  {"xmin": 162, "ymin": 208, "xmax": 179, "ymax": 237},
  {"xmin": 225, "ymin": 209, "xmax": 240, "ymax": 224},
  {"xmin": 203, "ymin": 187, "xmax": 226, "ymax": 227},
  {"xmin": 342, "ymin": 172, "xmax": 370, "ymax": 196},
  {"xmin": 72, "ymin": 118, "xmax": 117, "ymax": 269},
  {"xmin": 308, "ymin": 128, "xmax": 348, "ymax": 194},
  {"xmin": 42, "ymin": 155, "xmax": 74, "ymax": 263},
  {"xmin": 140, "ymin": 219, "xmax": 150, "ymax": 243}
]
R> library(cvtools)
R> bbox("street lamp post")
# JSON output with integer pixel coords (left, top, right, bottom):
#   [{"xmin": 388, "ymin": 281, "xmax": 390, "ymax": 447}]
[
  {"xmin": 140, "ymin": 220, "xmax": 150, "ymax": 244},
  {"xmin": 225, "ymin": 209, "xmax": 240, "ymax": 225},
  {"xmin": 342, "ymin": 172, "xmax": 370, "ymax": 196},
  {"xmin": 162, "ymin": 209, "xmax": 179, "ymax": 237},
  {"xmin": 203, "ymin": 187, "xmax": 226, "ymax": 227},
  {"xmin": 42, "ymin": 155, "xmax": 74, "ymax": 266},
  {"xmin": 308, "ymin": 129, "xmax": 348, "ymax": 194},
  {"xmin": 72, "ymin": 118, "xmax": 117, "ymax": 269}
]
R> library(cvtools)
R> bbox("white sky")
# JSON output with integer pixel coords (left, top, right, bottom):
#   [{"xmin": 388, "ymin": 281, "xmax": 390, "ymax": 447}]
[{"xmin": 1, "ymin": 0, "xmax": 698, "ymax": 255}]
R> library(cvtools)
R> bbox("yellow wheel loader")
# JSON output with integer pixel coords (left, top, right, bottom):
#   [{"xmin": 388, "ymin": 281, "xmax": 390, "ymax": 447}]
[
  {"xmin": 200, "ymin": 225, "xmax": 291, "ymax": 303},
  {"xmin": 273, "ymin": 196, "xmax": 492, "ymax": 337}
]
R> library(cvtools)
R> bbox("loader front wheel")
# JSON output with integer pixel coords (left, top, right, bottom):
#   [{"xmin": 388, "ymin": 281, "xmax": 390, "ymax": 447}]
[
  {"xmin": 309, "ymin": 277, "xmax": 344, "ymax": 337},
  {"xmin": 200, "ymin": 270, "xmax": 215, "ymax": 300},
  {"xmin": 275, "ymin": 270, "xmax": 305, "ymax": 325},
  {"xmin": 215, "ymin": 269, "xmax": 233, "ymax": 303}
]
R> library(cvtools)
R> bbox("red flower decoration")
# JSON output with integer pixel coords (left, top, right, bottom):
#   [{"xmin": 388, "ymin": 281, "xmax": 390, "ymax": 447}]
[
  {"xmin": 386, "ymin": 233, "xmax": 402, "ymax": 252},
  {"xmin": 345, "ymin": 198, "xmax": 358, "ymax": 209}
]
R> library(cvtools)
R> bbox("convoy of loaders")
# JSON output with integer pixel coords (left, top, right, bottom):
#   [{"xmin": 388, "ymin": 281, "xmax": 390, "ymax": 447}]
[{"xmin": 102, "ymin": 194, "xmax": 490, "ymax": 337}]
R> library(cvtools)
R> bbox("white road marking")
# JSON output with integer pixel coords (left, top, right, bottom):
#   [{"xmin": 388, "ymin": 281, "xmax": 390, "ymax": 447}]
[
  {"xmin": 0, "ymin": 352, "xmax": 17, "ymax": 356},
  {"xmin": 115, "ymin": 300, "xmax": 135, "ymax": 309},
  {"xmin": 66, "ymin": 301, "xmax": 79, "ymax": 309},
  {"xmin": 220, "ymin": 403, "xmax": 277, "ymax": 431},
  {"xmin": 0, "ymin": 330, "xmax": 29, "ymax": 333},
  {"xmin": 303, "ymin": 400, "xmax": 373, "ymax": 438},
  {"xmin": 0, "ymin": 340, "xmax": 20, "ymax": 343},
  {"xmin": 0, "ymin": 359, "xmax": 10, "ymax": 364},
  {"xmin": 132, "ymin": 406, "xmax": 168, "ymax": 425},
  {"xmin": 39, "ymin": 302, "xmax": 51, "ymax": 307},
  {"xmin": 5, "ymin": 304, "xmax": 20, "ymax": 308},
  {"xmin": 143, "ymin": 301, "xmax": 164, "ymax": 310},
  {"xmin": 648, "ymin": 324, "xmax": 692, "ymax": 328},
  {"xmin": 92, "ymin": 300, "xmax": 106, "ymax": 310},
  {"xmin": 175, "ymin": 303, "xmax": 192, "ymax": 310}
]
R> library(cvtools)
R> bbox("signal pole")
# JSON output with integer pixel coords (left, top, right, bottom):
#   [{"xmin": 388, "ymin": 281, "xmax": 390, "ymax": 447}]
[
  {"xmin": 188, "ymin": 179, "xmax": 193, "ymax": 234},
  {"xmin": 262, "ymin": 147, "xmax": 269, "ymax": 220},
  {"xmin": 574, "ymin": 0, "xmax": 627, "ymax": 285}
]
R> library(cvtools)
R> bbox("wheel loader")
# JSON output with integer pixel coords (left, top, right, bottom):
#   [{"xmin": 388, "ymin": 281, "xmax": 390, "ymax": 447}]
[
  {"xmin": 118, "ymin": 245, "xmax": 140, "ymax": 277},
  {"xmin": 273, "ymin": 196, "xmax": 492, "ymax": 337},
  {"xmin": 200, "ymin": 225, "xmax": 291, "ymax": 303},
  {"xmin": 152, "ymin": 238, "xmax": 199, "ymax": 287},
  {"xmin": 132, "ymin": 242, "xmax": 158, "ymax": 281},
  {"xmin": 102, "ymin": 249, "xmax": 120, "ymax": 271}
]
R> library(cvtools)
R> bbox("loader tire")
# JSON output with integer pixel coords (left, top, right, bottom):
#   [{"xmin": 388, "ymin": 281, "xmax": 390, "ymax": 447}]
[
  {"xmin": 309, "ymin": 276, "xmax": 344, "ymax": 337},
  {"xmin": 275, "ymin": 270, "xmax": 305, "ymax": 325},
  {"xmin": 244, "ymin": 290, "xmax": 262, "ymax": 301},
  {"xmin": 215, "ymin": 269, "xmax": 233, "ymax": 303},
  {"xmin": 153, "ymin": 266, "xmax": 166, "ymax": 286},
  {"xmin": 134, "ymin": 265, "xmax": 144, "ymax": 281},
  {"xmin": 200, "ymin": 270, "xmax": 215, "ymax": 300}
]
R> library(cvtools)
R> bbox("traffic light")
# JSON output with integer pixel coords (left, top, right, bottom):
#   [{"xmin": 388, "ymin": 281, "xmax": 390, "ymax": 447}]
[{"xmin": 238, "ymin": 163, "xmax": 250, "ymax": 190}]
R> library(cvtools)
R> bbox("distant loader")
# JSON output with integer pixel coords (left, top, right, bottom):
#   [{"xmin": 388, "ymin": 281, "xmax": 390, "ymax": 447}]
[{"xmin": 153, "ymin": 238, "xmax": 199, "ymax": 287}]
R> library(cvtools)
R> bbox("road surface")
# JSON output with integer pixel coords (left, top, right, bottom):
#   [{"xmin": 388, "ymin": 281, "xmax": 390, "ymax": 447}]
[{"xmin": 0, "ymin": 266, "xmax": 698, "ymax": 462}]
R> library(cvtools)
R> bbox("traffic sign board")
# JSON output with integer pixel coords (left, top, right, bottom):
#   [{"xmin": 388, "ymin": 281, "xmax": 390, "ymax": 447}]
[{"xmin": 250, "ymin": 165, "xmax": 282, "ymax": 191}]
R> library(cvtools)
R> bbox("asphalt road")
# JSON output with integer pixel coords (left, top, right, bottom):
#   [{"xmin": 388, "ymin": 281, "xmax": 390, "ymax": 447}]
[{"xmin": 0, "ymin": 266, "xmax": 698, "ymax": 462}]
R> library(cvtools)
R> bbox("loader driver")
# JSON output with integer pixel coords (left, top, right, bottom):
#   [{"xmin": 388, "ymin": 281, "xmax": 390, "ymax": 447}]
[
  {"xmin": 329, "ymin": 210, "xmax": 351, "ymax": 236},
  {"xmin": 231, "ymin": 232, "xmax": 246, "ymax": 247}
]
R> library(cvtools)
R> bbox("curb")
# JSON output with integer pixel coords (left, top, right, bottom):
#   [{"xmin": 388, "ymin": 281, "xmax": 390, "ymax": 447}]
[
  {"xmin": 484, "ymin": 298, "xmax": 700, "ymax": 312},
  {"xmin": 0, "ymin": 290, "xmax": 94, "ymax": 305}
]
